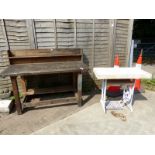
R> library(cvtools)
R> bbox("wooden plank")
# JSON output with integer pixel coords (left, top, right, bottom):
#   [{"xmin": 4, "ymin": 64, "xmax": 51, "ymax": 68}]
[
  {"xmin": 117, "ymin": 19, "xmax": 129, "ymax": 25},
  {"xmin": 1, "ymin": 20, "xmax": 10, "ymax": 50},
  {"xmin": 6, "ymin": 32, "xmax": 29, "ymax": 37},
  {"xmin": 9, "ymin": 56, "xmax": 82, "ymax": 65},
  {"xmin": 126, "ymin": 19, "xmax": 134, "ymax": 66},
  {"xmin": 92, "ymin": 19, "xmax": 95, "ymax": 71},
  {"xmin": 25, "ymin": 85, "xmax": 74, "ymax": 95},
  {"xmin": 95, "ymin": 19, "xmax": 109, "ymax": 24},
  {"xmin": 23, "ymin": 97, "xmax": 77, "ymax": 108},
  {"xmin": 77, "ymin": 73, "xmax": 82, "ymax": 106},
  {"xmin": 74, "ymin": 19, "xmax": 77, "ymax": 47},
  {"xmin": 54, "ymin": 22, "xmax": 74, "ymax": 28},
  {"xmin": 5, "ymin": 27, "xmax": 28, "ymax": 33},
  {"xmin": 35, "ymin": 21, "xmax": 54, "ymax": 28},
  {"xmin": 9, "ymin": 42, "xmax": 30, "ymax": 46},
  {"xmin": 54, "ymin": 19, "xmax": 57, "ymax": 48},
  {"xmin": 34, "ymin": 19, "xmax": 53, "ymax": 22},
  {"xmin": 73, "ymin": 73, "xmax": 77, "ymax": 91},
  {"xmin": 56, "ymin": 19, "xmax": 74, "ymax": 23},
  {"xmin": 9, "ymin": 49, "xmax": 82, "ymax": 56},
  {"xmin": 26, "ymin": 19, "xmax": 37, "ymax": 49},
  {"xmin": 4, "ymin": 20, "xmax": 26, "ymax": 26},
  {"xmin": 1, "ymin": 61, "xmax": 87, "ymax": 77},
  {"xmin": 8, "ymin": 44, "xmax": 29, "ymax": 50}
]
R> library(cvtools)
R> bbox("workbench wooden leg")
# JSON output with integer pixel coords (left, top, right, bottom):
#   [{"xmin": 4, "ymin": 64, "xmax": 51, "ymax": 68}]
[
  {"xmin": 11, "ymin": 76, "xmax": 22, "ymax": 115},
  {"xmin": 77, "ymin": 73, "xmax": 82, "ymax": 107},
  {"xmin": 73, "ymin": 73, "xmax": 77, "ymax": 91}
]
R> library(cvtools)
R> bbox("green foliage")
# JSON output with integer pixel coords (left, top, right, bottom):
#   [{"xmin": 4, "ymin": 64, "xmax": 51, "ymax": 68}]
[
  {"xmin": 9, "ymin": 92, "xmax": 23, "ymax": 100},
  {"xmin": 142, "ymin": 79, "xmax": 155, "ymax": 91}
]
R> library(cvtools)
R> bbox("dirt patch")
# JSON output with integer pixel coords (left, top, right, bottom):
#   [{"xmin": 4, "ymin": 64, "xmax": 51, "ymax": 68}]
[{"xmin": 111, "ymin": 111, "xmax": 127, "ymax": 121}]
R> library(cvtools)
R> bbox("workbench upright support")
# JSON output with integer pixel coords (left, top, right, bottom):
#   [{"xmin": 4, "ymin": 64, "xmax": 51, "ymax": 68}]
[
  {"xmin": 77, "ymin": 73, "xmax": 82, "ymax": 107},
  {"xmin": 11, "ymin": 76, "xmax": 22, "ymax": 115}
]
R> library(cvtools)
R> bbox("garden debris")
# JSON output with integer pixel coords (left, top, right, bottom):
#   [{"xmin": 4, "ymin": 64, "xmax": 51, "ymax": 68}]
[{"xmin": 111, "ymin": 111, "xmax": 127, "ymax": 121}]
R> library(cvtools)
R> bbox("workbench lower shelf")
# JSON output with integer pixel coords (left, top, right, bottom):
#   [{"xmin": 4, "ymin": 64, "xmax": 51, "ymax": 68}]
[
  {"xmin": 24, "ymin": 85, "xmax": 74, "ymax": 95},
  {"xmin": 23, "ymin": 95, "xmax": 78, "ymax": 109}
]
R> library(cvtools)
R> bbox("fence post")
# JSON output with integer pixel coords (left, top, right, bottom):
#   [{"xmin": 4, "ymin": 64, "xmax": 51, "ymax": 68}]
[
  {"xmin": 129, "ymin": 40, "xmax": 134, "ymax": 67},
  {"xmin": 127, "ymin": 19, "xmax": 134, "ymax": 66},
  {"xmin": 92, "ymin": 19, "xmax": 95, "ymax": 71},
  {"xmin": 54, "ymin": 19, "xmax": 57, "ymax": 48},
  {"xmin": 26, "ymin": 19, "xmax": 37, "ymax": 49},
  {"xmin": 109, "ymin": 19, "xmax": 116, "ymax": 67},
  {"xmin": 74, "ymin": 19, "xmax": 77, "ymax": 48}
]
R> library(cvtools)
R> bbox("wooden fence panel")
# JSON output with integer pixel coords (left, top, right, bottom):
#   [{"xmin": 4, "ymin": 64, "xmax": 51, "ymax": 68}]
[{"xmin": 0, "ymin": 19, "xmax": 133, "ymax": 97}]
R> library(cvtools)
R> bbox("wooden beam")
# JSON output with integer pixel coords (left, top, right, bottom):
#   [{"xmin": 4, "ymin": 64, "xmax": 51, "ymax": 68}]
[
  {"xmin": 10, "ymin": 76, "xmax": 22, "ymax": 115},
  {"xmin": 126, "ymin": 19, "xmax": 134, "ymax": 67},
  {"xmin": 54, "ymin": 19, "xmax": 57, "ymax": 48},
  {"xmin": 74, "ymin": 19, "xmax": 77, "ymax": 48},
  {"xmin": 24, "ymin": 85, "xmax": 74, "ymax": 95},
  {"xmin": 77, "ymin": 73, "xmax": 82, "ymax": 106},
  {"xmin": 2, "ymin": 19, "xmax": 10, "ymax": 50},
  {"xmin": 23, "ymin": 97, "xmax": 77, "ymax": 108},
  {"xmin": 108, "ymin": 19, "xmax": 116, "ymax": 67},
  {"xmin": 32, "ymin": 19, "xmax": 38, "ymax": 49},
  {"xmin": 92, "ymin": 19, "xmax": 95, "ymax": 70},
  {"xmin": 26, "ymin": 19, "xmax": 36, "ymax": 49}
]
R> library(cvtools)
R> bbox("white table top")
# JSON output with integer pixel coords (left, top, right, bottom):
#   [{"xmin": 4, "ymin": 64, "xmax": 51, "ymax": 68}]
[{"xmin": 93, "ymin": 67, "xmax": 152, "ymax": 80}]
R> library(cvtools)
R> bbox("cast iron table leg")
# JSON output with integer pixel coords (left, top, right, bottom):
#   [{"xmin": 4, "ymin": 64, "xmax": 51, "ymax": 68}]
[{"xmin": 11, "ymin": 76, "xmax": 22, "ymax": 115}]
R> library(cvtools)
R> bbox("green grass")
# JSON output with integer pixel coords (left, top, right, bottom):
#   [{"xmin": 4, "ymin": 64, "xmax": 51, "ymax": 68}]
[{"xmin": 142, "ymin": 79, "xmax": 155, "ymax": 91}]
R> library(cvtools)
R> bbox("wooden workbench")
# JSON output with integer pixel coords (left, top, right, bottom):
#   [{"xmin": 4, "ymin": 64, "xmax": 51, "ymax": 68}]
[{"xmin": 1, "ymin": 49, "xmax": 88, "ymax": 114}]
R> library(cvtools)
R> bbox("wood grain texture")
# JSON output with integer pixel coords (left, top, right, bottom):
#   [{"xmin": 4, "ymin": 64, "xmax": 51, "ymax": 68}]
[
  {"xmin": 0, "ymin": 19, "xmax": 133, "ymax": 98},
  {"xmin": 1, "ymin": 61, "xmax": 88, "ymax": 77}
]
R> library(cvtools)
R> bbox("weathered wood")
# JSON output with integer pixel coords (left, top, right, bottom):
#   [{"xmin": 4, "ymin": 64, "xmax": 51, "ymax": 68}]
[
  {"xmin": 23, "ymin": 97, "xmax": 77, "ymax": 108},
  {"xmin": 74, "ymin": 19, "xmax": 77, "ymax": 47},
  {"xmin": 77, "ymin": 73, "xmax": 82, "ymax": 106},
  {"xmin": 24, "ymin": 85, "xmax": 74, "ymax": 95},
  {"xmin": 0, "ymin": 19, "xmax": 133, "ymax": 101},
  {"xmin": 126, "ymin": 19, "xmax": 134, "ymax": 66},
  {"xmin": 1, "ymin": 61, "xmax": 87, "ymax": 77},
  {"xmin": 10, "ymin": 76, "xmax": 22, "ymax": 114},
  {"xmin": 10, "ymin": 55, "xmax": 81, "ymax": 65},
  {"xmin": 20, "ymin": 76, "xmax": 27, "ymax": 93},
  {"xmin": 9, "ymin": 48, "xmax": 82, "ymax": 56},
  {"xmin": 92, "ymin": 19, "xmax": 95, "ymax": 70},
  {"xmin": 54, "ymin": 19, "xmax": 57, "ymax": 48},
  {"xmin": 9, "ymin": 56, "xmax": 82, "ymax": 64},
  {"xmin": 26, "ymin": 19, "xmax": 36, "ymax": 49},
  {"xmin": 1, "ymin": 20, "xmax": 10, "ymax": 50}
]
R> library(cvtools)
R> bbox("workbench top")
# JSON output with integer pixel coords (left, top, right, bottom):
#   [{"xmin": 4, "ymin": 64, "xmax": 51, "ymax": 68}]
[
  {"xmin": 93, "ymin": 67, "xmax": 152, "ymax": 80},
  {"xmin": 1, "ymin": 61, "xmax": 88, "ymax": 77}
]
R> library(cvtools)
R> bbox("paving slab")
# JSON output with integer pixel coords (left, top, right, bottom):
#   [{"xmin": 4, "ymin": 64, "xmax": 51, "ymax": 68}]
[{"xmin": 33, "ymin": 90, "xmax": 155, "ymax": 135}]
